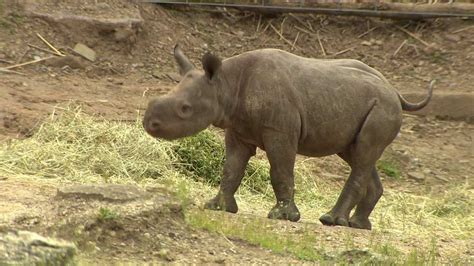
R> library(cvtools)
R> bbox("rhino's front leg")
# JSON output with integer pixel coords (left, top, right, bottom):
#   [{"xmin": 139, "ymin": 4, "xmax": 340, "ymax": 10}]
[
  {"xmin": 263, "ymin": 132, "xmax": 301, "ymax": 222},
  {"xmin": 204, "ymin": 130, "xmax": 256, "ymax": 213}
]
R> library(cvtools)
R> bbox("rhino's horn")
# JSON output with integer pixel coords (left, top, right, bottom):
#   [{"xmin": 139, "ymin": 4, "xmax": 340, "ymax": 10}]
[{"xmin": 174, "ymin": 44, "xmax": 194, "ymax": 76}]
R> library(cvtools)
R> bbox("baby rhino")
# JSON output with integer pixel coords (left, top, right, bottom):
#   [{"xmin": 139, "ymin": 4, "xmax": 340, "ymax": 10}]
[{"xmin": 143, "ymin": 45, "xmax": 433, "ymax": 230}]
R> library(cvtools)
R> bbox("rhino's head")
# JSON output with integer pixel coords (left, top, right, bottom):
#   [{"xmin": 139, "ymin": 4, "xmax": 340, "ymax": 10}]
[{"xmin": 143, "ymin": 45, "xmax": 223, "ymax": 140}]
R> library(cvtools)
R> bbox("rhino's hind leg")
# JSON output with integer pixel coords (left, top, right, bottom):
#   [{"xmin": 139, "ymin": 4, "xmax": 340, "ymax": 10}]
[
  {"xmin": 263, "ymin": 132, "xmax": 301, "ymax": 222},
  {"xmin": 204, "ymin": 130, "xmax": 256, "ymax": 213},
  {"xmin": 320, "ymin": 100, "xmax": 398, "ymax": 229},
  {"xmin": 348, "ymin": 167, "xmax": 383, "ymax": 230},
  {"xmin": 319, "ymin": 167, "xmax": 372, "ymax": 227}
]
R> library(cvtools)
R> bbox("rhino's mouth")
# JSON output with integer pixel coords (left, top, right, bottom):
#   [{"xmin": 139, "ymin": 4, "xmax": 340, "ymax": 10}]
[
  {"xmin": 143, "ymin": 119, "xmax": 198, "ymax": 141},
  {"xmin": 144, "ymin": 124, "xmax": 180, "ymax": 141}
]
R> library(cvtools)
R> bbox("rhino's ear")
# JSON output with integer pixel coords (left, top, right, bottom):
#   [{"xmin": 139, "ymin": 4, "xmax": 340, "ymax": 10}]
[
  {"xmin": 174, "ymin": 44, "xmax": 194, "ymax": 76},
  {"xmin": 202, "ymin": 53, "xmax": 222, "ymax": 80}
]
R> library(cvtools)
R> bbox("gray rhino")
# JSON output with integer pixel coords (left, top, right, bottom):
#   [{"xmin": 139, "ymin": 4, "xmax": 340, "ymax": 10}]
[{"xmin": 143, "ymin": 45, "xmax": 433, "ymax": 230}]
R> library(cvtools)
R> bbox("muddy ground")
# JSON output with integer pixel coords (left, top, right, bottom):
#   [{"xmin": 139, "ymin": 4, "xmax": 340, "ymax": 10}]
[{"xmin": 0, "ymin": 0, "xmax": 473, "ymax": 264}]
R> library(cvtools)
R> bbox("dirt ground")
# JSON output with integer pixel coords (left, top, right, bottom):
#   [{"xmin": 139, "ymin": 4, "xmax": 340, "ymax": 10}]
[{"xmin": 0, "ymin": 0, "xmax": 473, "ymax": 264}]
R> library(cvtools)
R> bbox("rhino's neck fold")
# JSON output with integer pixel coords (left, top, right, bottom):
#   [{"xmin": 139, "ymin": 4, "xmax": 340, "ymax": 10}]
[{"xmin": 212, "ymin": 65, "xmax": 244, "ymax": 129}]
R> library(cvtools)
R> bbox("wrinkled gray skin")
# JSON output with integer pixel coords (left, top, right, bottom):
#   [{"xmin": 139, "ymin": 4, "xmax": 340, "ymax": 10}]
[{"xmin": 143, "ymin": 45, "xmax": 433, "ymax": 230}]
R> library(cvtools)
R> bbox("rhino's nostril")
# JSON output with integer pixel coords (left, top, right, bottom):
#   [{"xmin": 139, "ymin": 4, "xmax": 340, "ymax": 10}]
[{"xmin": 148, "ymin": 119, "xmax": 161, "ymax": 131}]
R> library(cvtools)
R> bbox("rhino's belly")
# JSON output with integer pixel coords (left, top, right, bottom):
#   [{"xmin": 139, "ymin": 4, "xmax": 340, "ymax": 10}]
[{"xmin": 296, "ymin": 115, "xmax": 361, "ymax": 157}]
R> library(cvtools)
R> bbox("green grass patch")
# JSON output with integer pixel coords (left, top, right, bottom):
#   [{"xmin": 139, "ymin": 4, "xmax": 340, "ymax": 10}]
[
  {"xmin": 173, "ymin": 129, "xmax": 270, "ymax": 193},
  {"xmin": 186, "ymin": 210, "xmax": 327, "ymax": 261},
  {"xmin": 377, "ymin": 159, "xmax": 401, "ymax": 179},
  {"xmin": 97, "ymin": 207, "xmax": 119, "ymax": 222}
]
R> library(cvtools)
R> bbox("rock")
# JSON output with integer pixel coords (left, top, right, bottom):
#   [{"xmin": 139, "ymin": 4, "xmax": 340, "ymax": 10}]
[
  {"xmin": 166, "ymin": 72, "xmax": 181, "ymax": 82},
  {"xmin": 445, "ymin": 34, "xmax": 461, "ymax": 42},
  {"xmin": 235, "ymin": 30, "xmax": 245, "ymax": 37},
  {"xmin": 407, "ymin": 171, "xmax": 425, "ymax": 182},
  {"xmin": 401, "ymin": 92, "xmax": 474, "ymax": 123},
  {"xmin": 0, "ymin": 230, "xmax": 76, "ymax": 265},
  {"xmin": 114, "ymin": 28, "xmax": 136, "ymax": 42},
  {"xmin": 44, "ymin": 55, "xmax": 87, "ymax": 69},
  {"xmin": 24, "ymin": 4, "xmax": 144, "ymax": 45},
  {"xmin": 56, "ymin": 184, "xmax": 152, "ymax": 202},
  {"xmin": 73, "ymin": 43, "xmax": 96, "ymax": 62},
  {"xmin": 158, "ymin": 248, "xmax": 175, "ymax": 261},
  {"xmin": 152, "ymin": 70, "xmax": 164, "ymax": 79}
]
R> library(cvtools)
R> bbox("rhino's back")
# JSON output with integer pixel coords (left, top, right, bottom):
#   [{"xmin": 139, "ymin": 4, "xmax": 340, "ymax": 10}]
[
  {"xmin": 231, "ymin": 48, "xmax": 401, "ymax": 117},
  {"xmin": 226, "ymin": 49, "xmax": 403, "ymax": 156}
]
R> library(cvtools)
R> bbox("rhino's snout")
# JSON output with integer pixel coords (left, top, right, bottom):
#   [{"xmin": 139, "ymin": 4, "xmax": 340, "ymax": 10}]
[
  {"xmin": 146, "ymin": 118, "xmax": 162, "ymax": 133},
  {"xmin": 143, "ymin": 97, "xmax": 192, "ymax": 140},
  {"xmin": 143, "ymin": 98, "xmax": 166, "ymax": 138}
]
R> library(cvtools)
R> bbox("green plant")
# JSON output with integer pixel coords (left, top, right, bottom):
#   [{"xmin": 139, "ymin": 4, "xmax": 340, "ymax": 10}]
[
  {"xmin": 172, "ymin": 130, "xmax": 225, "ymax": 185},
  {"xmin": 97, "ymin": 207, "xmax": 118, "ymax": 222},
  {"xmin": 186, "ymin": 210, "xmax": 326, "ymax": 261},
  {"xmin": 172, "ymin": 129, "xmax": 271, "ymax": 193},
  {"xmin": 377, "ymin": 159, "xmax": 401, "ymax": 179}
]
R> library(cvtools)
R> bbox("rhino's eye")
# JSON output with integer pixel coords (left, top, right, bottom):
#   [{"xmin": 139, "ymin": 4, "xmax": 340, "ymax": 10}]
[
  {"xmin": 182, "ymin": 103, "xmax": 192, "ymax": 114},
  {"xmin": 177, "ymin": 101, "xmax": 193, "ymax": 119}
]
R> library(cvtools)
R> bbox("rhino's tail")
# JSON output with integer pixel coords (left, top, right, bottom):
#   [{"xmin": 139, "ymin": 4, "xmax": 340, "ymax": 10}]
[{"xmin": 398, "ymin": 80, "xmax": 435, "ymax": 112}]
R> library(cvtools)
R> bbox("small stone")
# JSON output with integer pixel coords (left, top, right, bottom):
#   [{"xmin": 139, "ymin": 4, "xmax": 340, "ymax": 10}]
[
  {"xmin": 165, "ymin": 72, "xmax": 181, "ymax": 82},
  {"xmin": 73, "ymin": 43, "xmax": 96, "ymax": 62},
  {"xmin": 143, "ymin": 233, "xmax": 150, "ymax": 238},
  {"xmin": 56, "ymin": 184, "xmax": 152, "ymax": 203},
  {"xmin": 215, "ymin": 258, "xmax": 226, "ymax": 264},
  {"xmin": 44, "ymin": 55, "xmax": 86, "ymax": 69},
  {"xmin": 158, "ymin": 249, "xmax": 174, "ymax": 261},
  {"xmin": 407, "ymin": 171, "xmax": 425, "ymax": 182},
  {"xmin": 361, "ymin": 40, "xmax": 372, "ymax": 46},
  {"xmin": 445, "ymin": 34, "xmax": 461, "ymax": 42}
]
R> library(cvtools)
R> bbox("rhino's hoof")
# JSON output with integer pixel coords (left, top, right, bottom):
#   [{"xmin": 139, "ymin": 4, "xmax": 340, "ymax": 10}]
[
  {"xmin": 319, "ymin": 213, "xmax": 349, "ymax": 227},
  {"xmin": 349, "ymin": 216, "xmax": 372, "ymax": 230},
  {"xmin": 267, "ymin": 201, "xmax": 300, "ymax": 222},
  {"xmin": 203, "ymin": 196, "xmax": 238, "ymax": 213}
]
